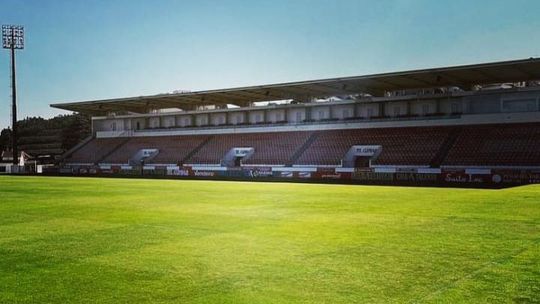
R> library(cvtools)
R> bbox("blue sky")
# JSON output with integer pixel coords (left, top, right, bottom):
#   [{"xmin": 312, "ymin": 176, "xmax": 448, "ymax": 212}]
[{"xmin": 1, "ymin": 0, "xmax": 540, "ymax": 128}]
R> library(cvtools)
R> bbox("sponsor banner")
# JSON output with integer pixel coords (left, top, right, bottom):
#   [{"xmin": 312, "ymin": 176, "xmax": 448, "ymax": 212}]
[
  {"xmin": 340, "ymin": 172, "xmax": 352, "ymax": 180},
  {"xmin": 243, "ymin": 167, "xmax": 273, "ymax": 178},
  {"xmin": 351, "ymin": 145, "xmax": 381, "ymax": 156},
  {"xmin": 190, "ymin": 166, "xmax": 227, "ymax": 171},
  {"xmin": 395, "ymin": 172, "xmax": 438, "ymax": 182},
  {"xmin": 352, "ymin": 172, "xmax": 394, "ymax": 181},
  {"xmin": 233, "ymin": 148, "xmax": 253, "ymax": 157},
  {"xmin": 491, "ymin": 170, "xmax": 540, "ymax": 184},
  {"xmin": 320, "ymin": 173, "xmax": 342, "ymax": 179},
  {"xmin": 167, "ymin": 168, "xmax": 190, "ymax": 176},
  {"xmin": 442, "ymin": 170, "xmax": 489, "ymax": 184},
  {"xmin": 62, "ymin": 162, "xmax": 540, "ymax": 185},
  {"xmin": 297, "ymin": 171, "xmax": 312, "ymax": 179},
  {"xmin": 141, "ymin": 149, "xmax": 157, "ymax": 158},
  {"xmin": 193, "ymin": 170, "xmax": 215, "ymax": 177},
  {"xmin": 276, "ymin": 171, "xmax": 293, "ymax": 178},
  {"xmin": 313, "ymin": 168, "xmax": 343, "ymax": 179}
]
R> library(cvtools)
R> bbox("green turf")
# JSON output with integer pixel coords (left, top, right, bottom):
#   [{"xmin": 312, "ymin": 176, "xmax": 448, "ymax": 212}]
[{"xmin": 0, "ymin": 176, "xmax": 539, "ymax": 303}]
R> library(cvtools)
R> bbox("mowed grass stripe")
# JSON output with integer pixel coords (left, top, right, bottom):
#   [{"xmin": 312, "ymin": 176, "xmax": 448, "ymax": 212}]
[{"xmin": 0, "ymin": 176, "xmax": 539, "ymax": 303}]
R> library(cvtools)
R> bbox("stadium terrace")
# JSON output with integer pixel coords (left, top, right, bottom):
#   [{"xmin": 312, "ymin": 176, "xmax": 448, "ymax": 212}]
[{"xmin": 49, "ymin": 58, "xmax": 540, "ymax": 187}]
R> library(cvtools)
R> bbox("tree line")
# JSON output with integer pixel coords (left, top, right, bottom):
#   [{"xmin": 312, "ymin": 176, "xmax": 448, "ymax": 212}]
[{"xmin": 0, "ymin": 114, "xmax": 91, "ymax": 154}]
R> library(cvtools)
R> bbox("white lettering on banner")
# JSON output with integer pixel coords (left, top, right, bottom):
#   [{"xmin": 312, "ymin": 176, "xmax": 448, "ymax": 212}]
[
  {"xmin": 298, "ymin": 172, "xmax": 312, "ymax": 178},
  {"xmin": 281, "ymin": 171, "xmax": 293, "ymax": 178},
  {"xmin": 194, "ymin": 171, "xmax": 215, "ymax": 177},
  {"xmin": 141, "ymin": 149, "xmax": 157, "ymax": 157},
  {"xmin": 233, "ymin": 148, "xmax": 253, "ymax": 157},
  {"xmin": 352, "ymin": 145, "xmax": 382, "ymax": 156},
  {"xmin": 444, "ymin": 173, "xmax": 484, "ymax": 183},
  {"xmin": 168, "ymin": 169, "xmax": 190, "ymax": 176}
]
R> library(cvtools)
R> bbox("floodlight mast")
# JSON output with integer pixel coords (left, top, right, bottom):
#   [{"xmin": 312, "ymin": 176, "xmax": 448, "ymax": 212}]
[{"xmin": 2, "ymin": 25, "xmax": 24, "ymax": 165}]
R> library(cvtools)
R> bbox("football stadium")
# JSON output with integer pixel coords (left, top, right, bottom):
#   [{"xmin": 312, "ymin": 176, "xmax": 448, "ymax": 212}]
[
  {"xmin": 44, "ymin": 58, "xmax": 540, "ymax": 187},
  {"xmin": 1, "ymin": 1, "xmax": 540, "ymax": 303},
  {"xmin": 1, "ymin": 58, "xmax": 539, "ymax": 303}
]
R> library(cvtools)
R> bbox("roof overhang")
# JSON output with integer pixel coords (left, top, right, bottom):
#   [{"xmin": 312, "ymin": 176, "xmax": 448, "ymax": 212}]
[{"xmin": 51, "ymin": 58, "xmax": 540, "ymax": 114}]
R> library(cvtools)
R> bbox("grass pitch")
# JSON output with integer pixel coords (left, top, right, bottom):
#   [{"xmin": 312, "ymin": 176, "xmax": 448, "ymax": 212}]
[{"xmin": 0, "ymin": 176, "xmax": 539, "ymax": 303}]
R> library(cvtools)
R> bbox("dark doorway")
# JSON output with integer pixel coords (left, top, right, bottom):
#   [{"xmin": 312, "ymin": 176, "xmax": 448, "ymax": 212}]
[{"xmin": 354, "ymin": 156, "xmax": 371, "ymax": 168}]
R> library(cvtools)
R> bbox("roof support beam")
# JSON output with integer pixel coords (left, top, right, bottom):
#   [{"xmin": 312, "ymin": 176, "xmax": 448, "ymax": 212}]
[
  {"xmin": 316, "ymin": 82, "xmax": 366, "ymax": 95},
  {"xmin": 398, "ymin": 75, "xmax": 438, "ymax": 87},
  {"xmin": 235, "ymin": 90, "xmax": 286, "ymax": 101},
  {"xmin": 510, "ymin": 66, "xmax": 537, "ymax": 80}
]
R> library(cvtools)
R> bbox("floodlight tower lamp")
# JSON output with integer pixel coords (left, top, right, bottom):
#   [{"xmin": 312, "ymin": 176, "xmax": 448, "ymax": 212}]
[{"xmin": 2, "ymin": 24, "xmax": 24, "ymax": 165}]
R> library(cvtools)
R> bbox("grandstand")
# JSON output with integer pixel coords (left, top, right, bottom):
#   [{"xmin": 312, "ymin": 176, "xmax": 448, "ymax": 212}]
[{"xmin": 50, "ymin": 58, "xmax": 540, "ymax": 186}]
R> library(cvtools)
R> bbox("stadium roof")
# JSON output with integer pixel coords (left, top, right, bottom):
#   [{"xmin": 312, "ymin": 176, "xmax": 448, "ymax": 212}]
[{"xmin": 51, "ymin": 58, "xmax": 540, "ymax": 114}]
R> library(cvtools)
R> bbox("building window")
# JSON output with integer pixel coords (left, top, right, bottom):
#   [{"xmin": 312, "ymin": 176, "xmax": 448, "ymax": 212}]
[
  {"xmin": 451, "ymin": 102, "xmax": 460, "ymax": 113},
  {"xmin": 393, "ymin": 106, "xmax": 401, "ymax": 117},
  {"xmin": 318, "ymin": 111, "xmax": 325, "ymax": 120},
  {"xmin": 255, "ymin": 114, "xmax": 261, "ymax": 123},
  {"xmin": 422, "ymin": 104, "xmax": 430, "ymax": 115},
  {"xmin": 296, "ymin": 112, "xmax": 302, "ymax": 122},
  {"xmin": 342, "ymin": 109, "xmax": 349, "ymax": 119},
  {"xmin": 220, "ymin": 116, "xmax": 225, "ymax": 124},
  {"xmin": 111, "ymin": 122, "xmax": 117, "ymax": 131},
  {"xmin": 136, "ymin": 122, "xmax": 140, "ymax": 130},
  {"xmin": 367, "ymin": 108, "xmax": 373, "ymax": 118}
]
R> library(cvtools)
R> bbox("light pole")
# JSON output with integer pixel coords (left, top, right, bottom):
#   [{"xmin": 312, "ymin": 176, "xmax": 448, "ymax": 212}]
[{"xmin": 2, "ymin": 25, "xmax": 24, "ymax": 165}]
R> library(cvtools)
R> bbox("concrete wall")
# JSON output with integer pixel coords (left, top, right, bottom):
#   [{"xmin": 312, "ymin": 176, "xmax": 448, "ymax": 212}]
[
  {"xmin": 161, "ymin": 116, "xmax": 176, "ymax": 128},
  {"xmin": 357, "ymin": 103, "xmax": 380, "ymax": 118},
  {"xmin": 411, "ymin": 100, "xmax": 437, "ymax": 116},
  {"xmin": 210, "ymin": 113, "xmax": 227, "ymax": 126},
  {"xmin": 287, "ymin": 108, "xmax": 306, "ymax": 122},
  {"xmin": 267, "ymin": 109, "xmax": 286, "ymax": 123},
  {"xmin": 228, "ymin": 112, "xmax": 246, "ymax": 125},
  {"xmin": 248, "ymin": 111, "xmax": 265, "ymax": 124},
  {"xmin": 195, "ymin": 114, "xmax": 210, "ymax": 126},
  {"xmin": 177, "ymin": 115, "xmax": 193, "ymax": 127},
  {"xmin": 311, "ymin": 106, "xmax": 330, "ymax": 120},
  {"xmin": 332, "ymin": 105, "xmax": 355, "ymax": 119},
  {"xmin": 95, "ymin": 111, "xmax": 540, "ymax": 138},
  {"xmin": 148, "ymin": 117, "xmax": 161, "ymax": 128},
  {"xmin": 385, "ymin": 101, "xmax": 408, "ymax": 117},
  {"xmin": 91, "ymin": 89, "xmax": 540, "ymax": 133}
]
